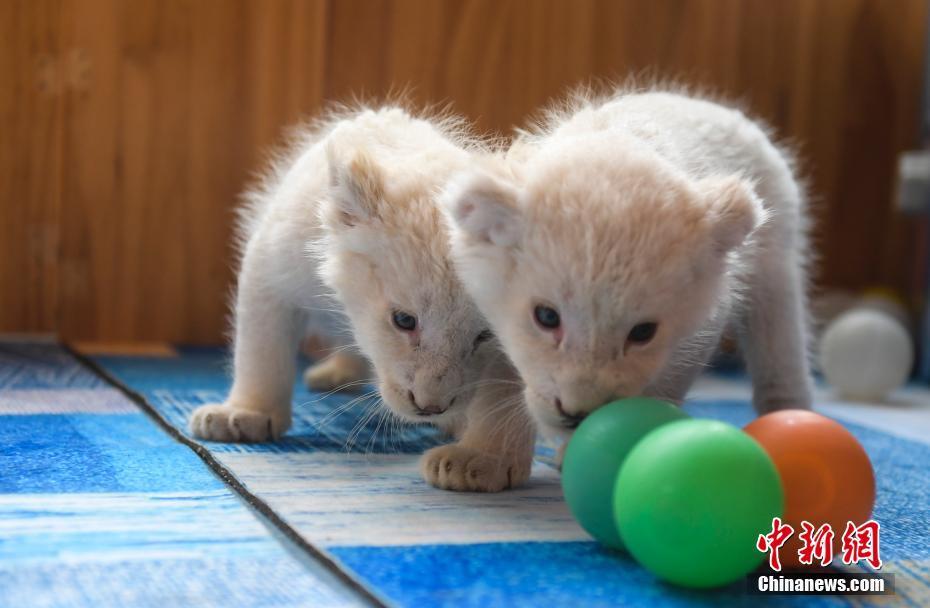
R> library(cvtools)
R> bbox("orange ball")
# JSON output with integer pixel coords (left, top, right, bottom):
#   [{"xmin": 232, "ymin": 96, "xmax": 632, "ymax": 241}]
[{"xmin": 744, "ymin": 410, "xmax": 875, "ymax": 569}]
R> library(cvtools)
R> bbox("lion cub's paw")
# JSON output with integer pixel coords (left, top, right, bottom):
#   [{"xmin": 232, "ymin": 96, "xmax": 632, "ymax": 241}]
[
  {"xmin": 189, "ymin": 403, "xmax": 289, "ymax": 443},
  {"xmin": 420, "ymin": 444, "xmax": 531, "ymax": 492}
]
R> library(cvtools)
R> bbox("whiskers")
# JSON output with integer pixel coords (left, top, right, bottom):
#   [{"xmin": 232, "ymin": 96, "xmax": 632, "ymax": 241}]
[
  {"xmin": 307, "ymin": 377, "xmax": 377, "ymax": 402},
  {"xmin": 307, "ymin": 373, "xmax": 530, "ymax": 459},
  {"xmin": 309, "ymin": 388, "xmax": 381, "ymax": 429},
  {"xmin": 305, "ymin": 385, "xmax": 424, "ymax": 456},
  {"xmin": 343, "ymin": 396, "xmax": 385, "ymax": 453}
]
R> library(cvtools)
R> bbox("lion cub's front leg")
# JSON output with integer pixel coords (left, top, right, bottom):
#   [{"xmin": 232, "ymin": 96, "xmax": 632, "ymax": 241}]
[
  {"xmin": 421, "ymin": 364, "xmax": 535, "ymax": 492},
  {"xmin": 189, "ymin": 275, "xmax": 301, "ymax": 442}
]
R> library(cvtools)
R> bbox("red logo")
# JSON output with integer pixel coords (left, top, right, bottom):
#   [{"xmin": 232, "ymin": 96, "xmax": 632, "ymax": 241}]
[
  {"xmin": 841, "ymin": 520, "xmax": 882, "ymax": 569},
  {"xmin": 757, "ymin": 518, "xmax": 882, "ymax": 571},
  {"xmin": 756, "ymin": 517, "xmax": 794, "ymax": 571},
  {"xmin": 798, "ymin": 521, "xmax": 835, "ymax": 566}
]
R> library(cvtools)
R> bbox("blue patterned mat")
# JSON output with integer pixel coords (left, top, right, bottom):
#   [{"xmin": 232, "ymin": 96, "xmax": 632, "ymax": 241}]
[
  {"xmin": 0, "ymin": 342, "xmax": 369, "ymax": 608},
  {"xmin": 2, "ymin": 341, "xmax": 928, "ymax": 607}
]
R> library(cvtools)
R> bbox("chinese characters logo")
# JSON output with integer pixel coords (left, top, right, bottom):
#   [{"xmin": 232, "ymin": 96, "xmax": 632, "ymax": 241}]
[{"xmin": 757, "ymin": 518, "xmax": 882, "ymax": 571}]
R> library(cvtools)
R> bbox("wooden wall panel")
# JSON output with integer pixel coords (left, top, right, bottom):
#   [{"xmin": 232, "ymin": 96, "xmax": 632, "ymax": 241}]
[
  {"xmin": 0, "ymin": 0, "xmax": 64, "ymax": 335},
  {"xmin": 2, "ymin": 0, "xmax": 928, "ymax": 343},
  {"xmin": 53, "ymin": 0, "xmax": 326, "ymax": 342}
]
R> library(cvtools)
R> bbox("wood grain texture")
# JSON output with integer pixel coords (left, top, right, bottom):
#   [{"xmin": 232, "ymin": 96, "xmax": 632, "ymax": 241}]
[
  {"xmin": 1, "ymin": 0, "xmax": 64, "ymax": 334},
  {"xmin": 53, "ymin": 0, "xmax": 326, "ymax": 342},
  {"xmin": 2, "ymin": 0, "xmax": 927, "ymax": 342}
]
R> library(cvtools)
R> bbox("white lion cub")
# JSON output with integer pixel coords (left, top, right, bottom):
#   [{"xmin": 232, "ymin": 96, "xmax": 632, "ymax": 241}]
[
  {"xmin": 444, "ymin": 89, "xmax": 813, "ymax": 436},
  {"xmin": 189, "ymin": 106, "xmax": 534, "ymax": 491}
]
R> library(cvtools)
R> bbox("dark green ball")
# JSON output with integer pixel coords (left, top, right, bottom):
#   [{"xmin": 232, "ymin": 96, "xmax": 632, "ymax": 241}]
[{"xmin": 561, "ymin": 397, "xmax": 689, "ymax": 549}]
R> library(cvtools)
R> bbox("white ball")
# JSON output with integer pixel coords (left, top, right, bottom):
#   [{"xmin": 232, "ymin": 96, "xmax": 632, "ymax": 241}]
[{"xmin": 819, "ymin": 308, "xmax": 914, "ymax": 401}]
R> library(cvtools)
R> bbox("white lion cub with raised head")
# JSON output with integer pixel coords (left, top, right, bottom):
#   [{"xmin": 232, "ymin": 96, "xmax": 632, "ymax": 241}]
[
  {"xmin": 189, "ymin": 105, "xmax": 534, "ymax": 492},
  {"xmin": 444, "ymin": 88, "xmax": 813, "ymax": 437}
]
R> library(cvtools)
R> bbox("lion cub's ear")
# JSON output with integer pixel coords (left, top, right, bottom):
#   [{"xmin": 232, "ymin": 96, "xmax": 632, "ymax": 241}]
[
  {"xmin": 698, "ymin": 175, "xmax": 767, "ymax": 255},
  {"xmin": 443, "ymin": 171, "xmax": 523, "ymax": 248},
  {"xmin": 323, "ymin": 144, "xmax": 386, "ymax": 229}
]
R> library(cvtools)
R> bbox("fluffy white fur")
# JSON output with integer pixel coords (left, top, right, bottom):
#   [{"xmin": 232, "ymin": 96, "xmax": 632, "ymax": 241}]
[
  {"xmin": 445, "ymin": 88, "xmax": 813, "ymax": 437},
  {"xmin": 189, "ymin": 106, "xmax": 534, "ymax": 491}
]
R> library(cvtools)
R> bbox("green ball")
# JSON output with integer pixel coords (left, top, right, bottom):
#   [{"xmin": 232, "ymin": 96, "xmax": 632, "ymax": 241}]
[
  {"xmin": 561, "ymin": 397, "xmax": 689, "ymax": 549},
  {"xmin": 614, "ymin": 419, "xmax": 783, "ymax": 588}
]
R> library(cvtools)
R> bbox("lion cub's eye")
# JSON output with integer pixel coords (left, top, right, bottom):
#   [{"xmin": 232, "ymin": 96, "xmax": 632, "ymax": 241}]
[
  {"xmin": 392, "ymin": 310, "xmax": 417, "ymax": 332},
  {"xmin": 533, "ymin": 305, "xmax": 561, "ymax": 330},
  {"xmin": 473, "ymin": 329, "xmax": 494, "ymax": 347},
  {"xmin": 627, "ymin": 322, "xmax": 658, "ymax": 345}
]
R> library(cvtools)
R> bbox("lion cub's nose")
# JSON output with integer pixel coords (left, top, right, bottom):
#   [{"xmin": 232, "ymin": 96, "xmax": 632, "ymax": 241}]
[{"xmin": 408, "ymin": 390, "xmax": 449, "ymax": 416}]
